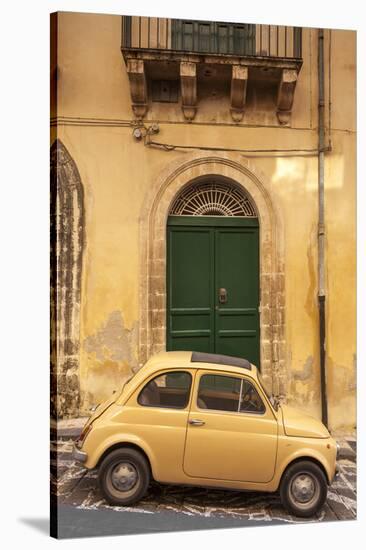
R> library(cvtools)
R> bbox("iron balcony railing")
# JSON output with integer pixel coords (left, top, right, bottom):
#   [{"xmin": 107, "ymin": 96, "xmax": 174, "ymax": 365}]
[{"xmin": 122, "ymin": 16, "xmax": 302, "ymax": 59}]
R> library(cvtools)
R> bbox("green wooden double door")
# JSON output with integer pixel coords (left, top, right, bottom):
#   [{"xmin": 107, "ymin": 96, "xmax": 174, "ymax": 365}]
[{"xmin": 167, "ymin": 216, "xmax": 260, "ymax": 367}]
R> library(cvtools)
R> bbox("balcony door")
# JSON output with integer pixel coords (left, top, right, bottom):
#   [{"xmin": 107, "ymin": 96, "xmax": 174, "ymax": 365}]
[{"xmin": 171, "ymin": 20, "xmax": 256, "ymax": 55}]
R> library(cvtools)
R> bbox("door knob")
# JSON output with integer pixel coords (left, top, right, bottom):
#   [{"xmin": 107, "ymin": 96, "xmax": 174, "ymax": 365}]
[
  {"xmin": 218, "ymin": 288, "xmax": 228, "ymax": 304},
  {"xmin": 188, "ymin": 419, "xmax": 205, "ymax": 426}
]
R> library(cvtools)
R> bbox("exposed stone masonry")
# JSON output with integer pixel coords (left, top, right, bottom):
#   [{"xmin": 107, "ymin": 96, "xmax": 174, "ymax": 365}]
[{"xmin": 50, "ymin": 139, "xmax": 85, "ymax": 418}]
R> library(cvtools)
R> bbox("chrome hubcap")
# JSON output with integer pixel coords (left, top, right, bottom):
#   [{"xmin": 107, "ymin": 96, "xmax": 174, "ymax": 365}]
[
  {"xmin": 111, "ymin": 462, "xmax": 138, "ymax": 492},
  {"xmin": 291, "ymin": 473, "xmax": 316, "ymax": 503}
]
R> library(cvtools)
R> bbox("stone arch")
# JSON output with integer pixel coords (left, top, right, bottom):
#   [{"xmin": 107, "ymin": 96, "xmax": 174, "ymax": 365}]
[
  {"xmin": 50, "ymin": 139, "xmax": 85, "ymax": 418},
  {"xmin": 139, "ymin": 152, "xmax": 286, "ymax": 397}
]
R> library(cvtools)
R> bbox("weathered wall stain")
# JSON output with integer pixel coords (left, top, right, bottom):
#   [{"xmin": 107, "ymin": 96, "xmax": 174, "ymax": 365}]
[
  {"xmin": 305, "ymin": 228, "xmax": 317, "ymax": 320},
  {"xmin": 287, "ymin": 354, "xmax": 321, "ymax": 417},
  {"xmin": 293, "ymin": 355, "xmax": 314, "ymax": 381},
  {"xmin": 326, "ymin": 354, "xmax": 356, "ymax": 430},
  {"xmin": 84, "ymin": 310, "xmax": 138, "ymax": 365},
  {"xmin": 285, "ymin": 231, "xmax": 320, "ymax": 414},
  {"xmin": 81, "ymin": 311, "xmax": 138, "ymax": 410}
]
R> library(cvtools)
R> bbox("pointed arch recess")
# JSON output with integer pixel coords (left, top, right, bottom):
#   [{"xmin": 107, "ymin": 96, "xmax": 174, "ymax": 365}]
[{"xmin": 50, "ymin": 139, "xmax": 85, "ymax": 418}]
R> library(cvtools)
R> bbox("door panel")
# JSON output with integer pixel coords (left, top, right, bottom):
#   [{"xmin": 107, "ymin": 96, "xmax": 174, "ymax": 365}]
[
  {"xmin": 124, "ymin": 369, "xmax": 195, "ymax": 483},
  {"xmin": 215, "ymin": 228, "xmax": 260, "ymax": 366},
  {"xmin": 167, "ymin": 227, "xmax": 214, "ymax": 352},
  {"xmin": 183, "ymin": 370, "xmax": 278, "ymax": 483}
]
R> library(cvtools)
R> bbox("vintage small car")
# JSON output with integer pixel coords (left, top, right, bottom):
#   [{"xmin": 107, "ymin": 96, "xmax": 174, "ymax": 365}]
[{"xmin": 73, "ymin": 351, "xmax": 338, "ymax": 517}]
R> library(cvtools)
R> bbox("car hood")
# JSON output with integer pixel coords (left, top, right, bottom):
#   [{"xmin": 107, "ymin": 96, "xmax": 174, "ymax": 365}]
[{"xmin": 280, "ymin": 405, "xmax": 330, "ymax": 438}]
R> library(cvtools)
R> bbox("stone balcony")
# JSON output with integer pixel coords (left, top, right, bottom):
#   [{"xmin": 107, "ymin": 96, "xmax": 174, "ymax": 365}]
[{"xmin": 121, "ymin": 17, "xmax": 303, "ymax": 125}]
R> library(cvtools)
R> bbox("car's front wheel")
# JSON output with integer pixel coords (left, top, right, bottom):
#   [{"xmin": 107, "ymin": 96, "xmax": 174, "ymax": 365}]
[
  {"xmin": 98, "ymin": 448, "xmax": 150, "ymax": 506},
  {"xmin": 280, "ymin": 460, "xmax": 328, "ymax": 517}
]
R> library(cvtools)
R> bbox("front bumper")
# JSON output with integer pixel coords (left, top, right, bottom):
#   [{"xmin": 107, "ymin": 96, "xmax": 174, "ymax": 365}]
[{"xmin": 72, "ymin": 444, "xmax": 88, "ymax": 464}]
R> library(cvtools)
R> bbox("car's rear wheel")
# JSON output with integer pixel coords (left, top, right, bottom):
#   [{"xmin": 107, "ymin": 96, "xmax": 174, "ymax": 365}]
[
  {"xmin": 280, "ymin": 460, "xmax": 328, "ymax": 518},
  {"xmin": 98, "ymin": 448, "xmax": 150, "ymax": 506}
]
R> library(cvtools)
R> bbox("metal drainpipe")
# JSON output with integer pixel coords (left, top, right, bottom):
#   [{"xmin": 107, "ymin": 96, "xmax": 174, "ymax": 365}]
[{"xmin": 318, "ymin": 29, "xmax": 328, "ymax": 427}]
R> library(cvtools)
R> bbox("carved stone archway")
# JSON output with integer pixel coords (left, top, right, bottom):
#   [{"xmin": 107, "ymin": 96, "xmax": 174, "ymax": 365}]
[
  {"xmin": 139, "ymin": 152, "xmax": 286, "ymax": 398},
  {"xmin": 50, "ymin": 139, "xmax": 85, "ymax": 418}
]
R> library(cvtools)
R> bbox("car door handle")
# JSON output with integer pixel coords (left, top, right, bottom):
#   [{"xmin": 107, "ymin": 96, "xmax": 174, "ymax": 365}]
[{"xmin": 188, "ymin": 419, "xmax": 205, "ymax": 426}]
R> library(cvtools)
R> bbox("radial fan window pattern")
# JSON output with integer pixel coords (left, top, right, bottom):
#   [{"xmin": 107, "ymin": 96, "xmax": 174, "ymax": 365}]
[{"xmin": 170, "ymin": 180, "xmax": 257, "ymax": 217}]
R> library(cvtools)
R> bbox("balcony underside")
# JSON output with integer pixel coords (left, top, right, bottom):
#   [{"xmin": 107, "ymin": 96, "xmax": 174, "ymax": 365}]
[{"xmin": 122, "ymin": 47, "xmax": 302, "ymax": 124}]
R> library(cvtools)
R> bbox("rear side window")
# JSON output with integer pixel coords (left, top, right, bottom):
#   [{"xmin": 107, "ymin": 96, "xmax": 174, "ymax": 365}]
[
  {"xmin": 197, "ymin": 374, "xmax": 265, "ymax": 414},
  {"xmin": 138, "ymin": 371, "xmax": 192, "ymax": 409}
]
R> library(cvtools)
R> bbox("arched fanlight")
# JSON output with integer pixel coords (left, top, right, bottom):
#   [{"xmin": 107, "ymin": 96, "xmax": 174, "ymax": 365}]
[{"xmin": 169, "ymin": 179, "xmax": 257, "ymax": 217}]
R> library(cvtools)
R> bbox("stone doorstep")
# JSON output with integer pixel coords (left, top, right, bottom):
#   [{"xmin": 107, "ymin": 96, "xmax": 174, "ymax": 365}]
[{"xmin": 51, "ymin": 417, "xmax": 357, "ymax": 456}]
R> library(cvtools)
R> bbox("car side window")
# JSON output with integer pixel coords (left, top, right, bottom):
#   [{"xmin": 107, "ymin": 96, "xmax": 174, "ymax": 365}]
[
  {"xmin": 138, "ymin": 371, "xmax": 192, "ymax": 409},
  {"xmin": 197, "ymin": 374, "xmax": 241, "ymax": 411},
  {"xmin": 197, "ymin": 374, "xmax": 265, "ymax": 414}
]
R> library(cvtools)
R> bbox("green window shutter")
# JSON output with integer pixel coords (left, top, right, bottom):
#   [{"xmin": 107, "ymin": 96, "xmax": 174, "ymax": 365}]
[
  {"xmin": 198, "ymin": 22, "xmax": 210, "ymax": 52},
  {"xmin": 183, "ymin": 21, "xmax": 194, "ymax": 50},
  {"xmin": 217, "ymin": 23, "xmax": 228, "ymax": 53},
  {"xmin": 171, "ymin": 19, "xmax": 182, "ymax": 50},
  {"xmin": 171, "ymin": 19, "xmax": 256, "ymax": 55}
]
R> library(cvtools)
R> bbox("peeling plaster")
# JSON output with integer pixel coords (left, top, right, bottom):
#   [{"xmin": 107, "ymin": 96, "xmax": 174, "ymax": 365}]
[
  {"xmin": 293, "ymin": 355, "xmax": 314, "ymax": 381},
  {"xmin": 84, "ymin": 310, "xmax": 138, "ymax": 366},
  {"xmin": 287, "ymin": 355, "xmax": 320, "ymax": 415},
  {"xmin": 328, "ymin": 354, "xmax": 357, "ymax": 395},
  {"xmin": 82, "ymin": 311, "xmax": 139, "ymax": 410}
]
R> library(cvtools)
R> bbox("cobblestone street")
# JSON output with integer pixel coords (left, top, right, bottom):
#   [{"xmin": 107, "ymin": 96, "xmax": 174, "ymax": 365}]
[{"xmin": 51, "ymin": 425, "xmax": 356, "ymax": 537}]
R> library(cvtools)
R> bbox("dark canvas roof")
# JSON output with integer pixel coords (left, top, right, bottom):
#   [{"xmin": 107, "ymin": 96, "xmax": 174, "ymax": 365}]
[{"xmin": 191, "ymin": 351, "xmax": 251, "ymax": 370}]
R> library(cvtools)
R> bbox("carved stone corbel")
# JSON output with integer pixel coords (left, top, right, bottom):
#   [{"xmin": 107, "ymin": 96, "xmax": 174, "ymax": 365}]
[
  {"xmin": 230, "ymin": 65, "xmax": 248, "ymax": 123},
  {"xmin": 126, "ymin": 58, "xmax": 148, "ymax": 119},
  {"xmin": 276, "ymin": 68, "xmax": 298, "ymax": 125},
  {"xmin": 180, "ymin": 61, "xmax": 197, "ymax": 121}
]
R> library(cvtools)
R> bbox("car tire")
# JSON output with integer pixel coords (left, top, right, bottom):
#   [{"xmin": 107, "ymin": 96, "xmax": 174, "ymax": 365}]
[
  {"xmin": 280, "ymin": 460, "xmax": 328, "ymax": 518},
  {"xmin": 98, "ymin": 448, "xmax": 150, "ymax": 506}
]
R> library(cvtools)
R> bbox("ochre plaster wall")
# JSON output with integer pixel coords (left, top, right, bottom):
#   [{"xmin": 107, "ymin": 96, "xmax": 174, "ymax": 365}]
[{"xmin": 53, "ymin": 13, "xmax": 356, "ymax": 432}]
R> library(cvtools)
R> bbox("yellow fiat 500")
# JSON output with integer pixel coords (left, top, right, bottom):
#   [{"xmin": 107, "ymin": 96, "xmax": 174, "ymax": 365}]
[{"xmin": 73, "ymin": 351, "xmax": 338, "ymax": 517}]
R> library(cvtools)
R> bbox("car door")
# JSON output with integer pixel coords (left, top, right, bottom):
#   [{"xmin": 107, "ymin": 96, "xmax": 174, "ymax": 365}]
[
  {"xmin": 183, "ymin": 370, "xmax": 278, "ymax": 483},
  {"xmin": 124, "ymin": 369, "xmax": 194, "ymax": 483}
]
